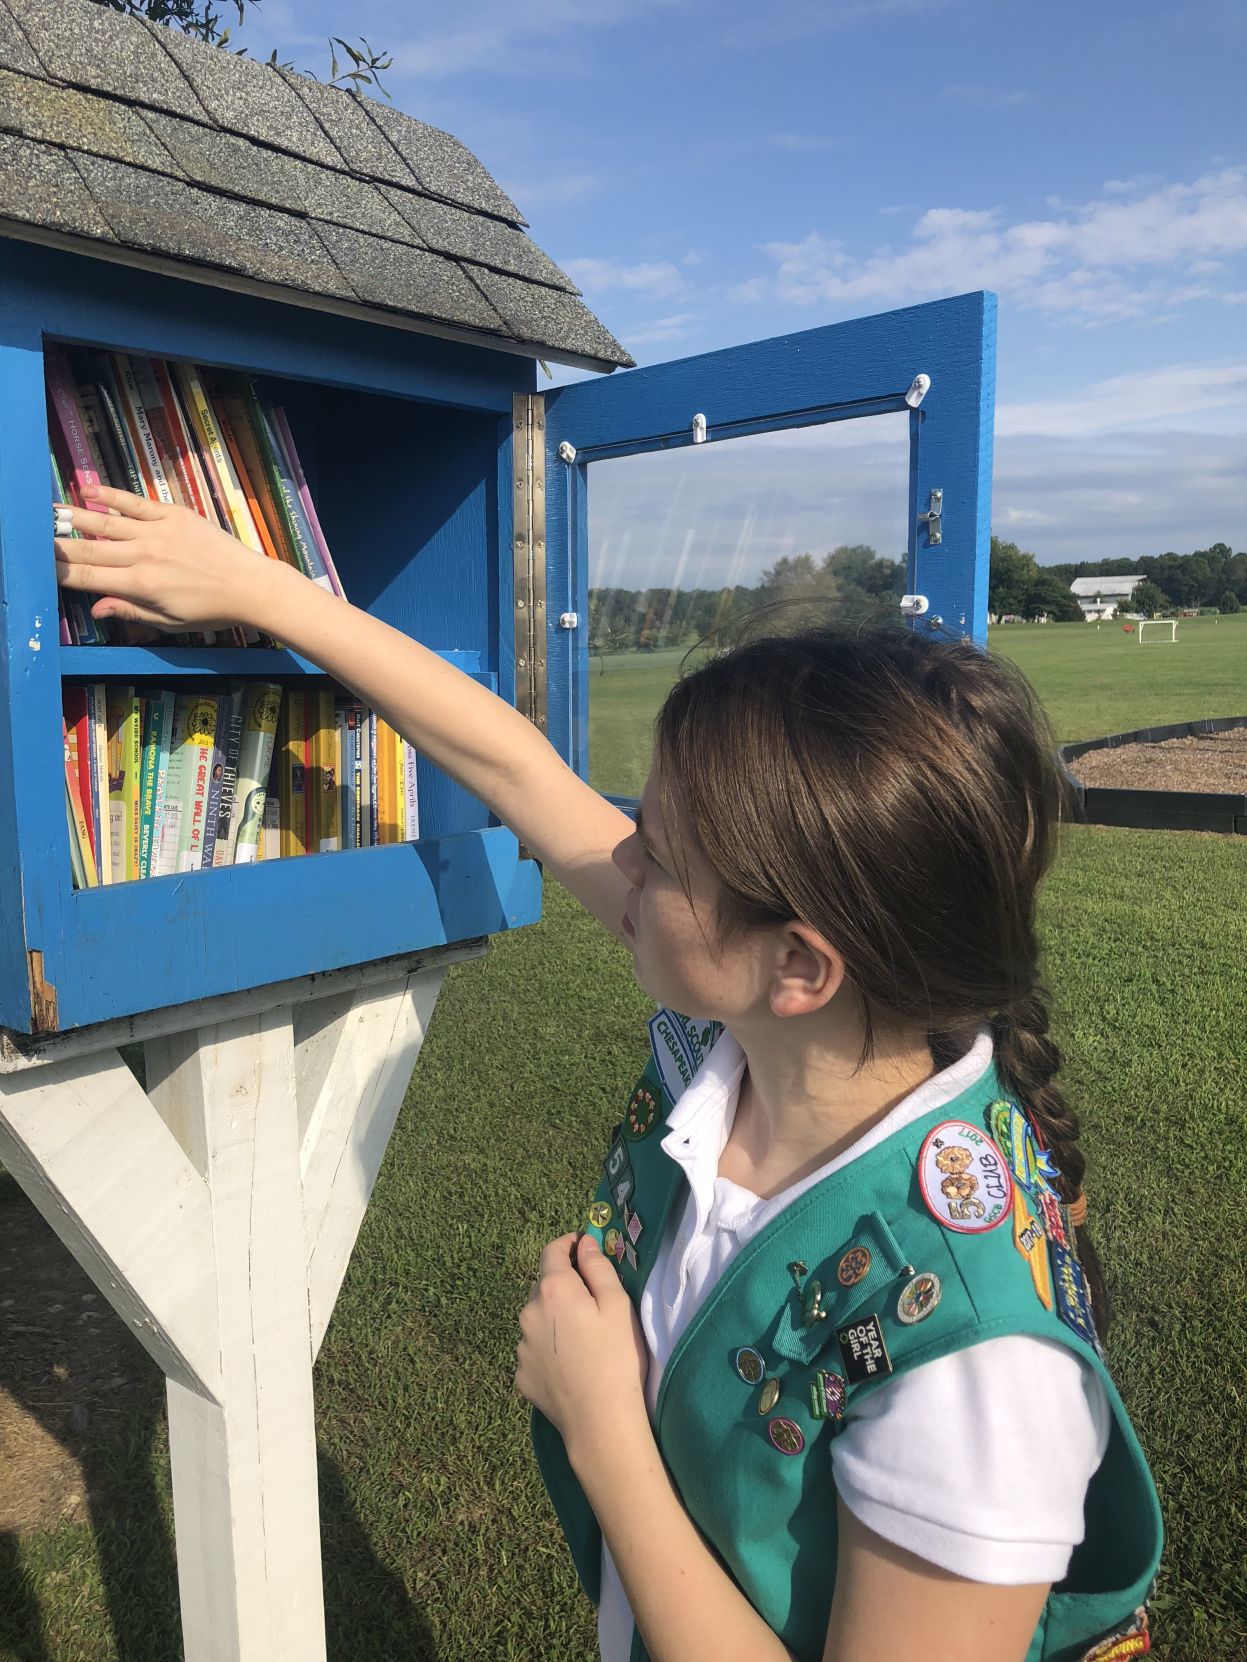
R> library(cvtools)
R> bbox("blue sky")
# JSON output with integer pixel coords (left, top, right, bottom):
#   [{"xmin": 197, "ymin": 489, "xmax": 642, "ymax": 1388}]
[{"xmin": 247, "ymin": 0, "xmax": 1245, "ymax": 586}]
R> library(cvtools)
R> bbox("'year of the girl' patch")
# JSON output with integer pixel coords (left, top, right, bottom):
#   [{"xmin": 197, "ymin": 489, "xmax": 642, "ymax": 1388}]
[{"xmin": 917, "ymin": 1120, "xmax": 1013, "ymax": 1233}]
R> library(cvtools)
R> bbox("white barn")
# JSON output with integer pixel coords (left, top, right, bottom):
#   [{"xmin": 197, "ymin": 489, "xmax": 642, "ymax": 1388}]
[{"xmin": 1069, "ymin": 575, "xmax": 1143, "ymax": 620}]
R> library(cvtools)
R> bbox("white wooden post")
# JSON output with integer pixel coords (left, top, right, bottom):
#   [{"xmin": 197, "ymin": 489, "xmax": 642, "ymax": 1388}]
[{"xmin": 0, "ymin": 949, "xmax": 461, "ymax": 1662}]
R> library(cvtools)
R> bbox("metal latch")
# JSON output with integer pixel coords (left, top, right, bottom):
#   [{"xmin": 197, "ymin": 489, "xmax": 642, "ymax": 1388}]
[
  {"xmin": 558, "ymin": 441, "xmax": 576, "ymax": 464},
  {"xmin": 917, "ymin": 488, "xmax": 943, "ymax": 546},
  {"xmin": 899, "ymin": 594, "xmax": 929, "ymax": 617},
  {"xmin": 691, "ymin": 413, "xmax": 707, "ymax": 444},
  {"xmin": 558, "ymin": 612, "xmax": 578, "ymax": 630},
  {"xmin": 905, "ymin": 374, "xmax": 931, "ymax": 409}
]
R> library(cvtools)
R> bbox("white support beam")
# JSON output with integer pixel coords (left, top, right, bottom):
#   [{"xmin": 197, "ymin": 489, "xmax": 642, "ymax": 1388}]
[
  {"xmin": 301, "ymin": 968, "xmax": 445, "ymax": 1357},
  {"xmin": 0, "ymin": 1048, "xmax": 221, "ymax": 1399}
]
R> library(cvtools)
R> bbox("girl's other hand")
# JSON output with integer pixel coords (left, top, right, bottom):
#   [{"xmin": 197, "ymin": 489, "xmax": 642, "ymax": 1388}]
[
  {"xmin": 516, "ymin": 1232, "xmax": 649, "ymax": 1449},
  {"xmin": 53, "ymin": 486, "xmax": 282, "ymax": 634}
]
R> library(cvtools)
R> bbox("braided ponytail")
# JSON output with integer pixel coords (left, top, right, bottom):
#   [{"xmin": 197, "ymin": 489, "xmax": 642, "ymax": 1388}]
[{"xmin": 992, "ymin": 997, "xmax": 1110, "ymax": 1342}]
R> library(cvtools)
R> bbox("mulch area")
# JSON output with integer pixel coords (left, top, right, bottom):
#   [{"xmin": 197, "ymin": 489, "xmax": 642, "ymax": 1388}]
[{"xmin": 1069, "ymin": 728, "xmax": 1247, "ymax": 793}]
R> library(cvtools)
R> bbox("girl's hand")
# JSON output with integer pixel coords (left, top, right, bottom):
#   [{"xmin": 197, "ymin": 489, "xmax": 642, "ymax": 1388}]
[
  {"xmin": 53, "ymin": 486, "xmax": 282, "ymax": 634},
  {"xmin": 515, "ymin": 1232, "xmax": 650, "ymax": 1450}
]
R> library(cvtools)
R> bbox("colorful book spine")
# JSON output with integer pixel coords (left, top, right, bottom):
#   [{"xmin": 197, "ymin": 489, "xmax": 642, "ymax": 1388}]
[
  {"xmin": 87, "ymin": 682, "xmax": 110, "ymax": 885},
  {"xmin": 336, "ymin": 702, "xmax": 354, "ymax": 850},
  {"xmin": 138, "ymin": 690, "xmax": 176, "ymax": 880},
  {"xmin": 155, "ymin": 697, "xmax": 191, "ymax": 879},
  {"xmin": 200, "ymin": 691, "xmax": 235, "ymax": 870},
  {"xmin": 105, "ymin": 687, "xmax": 135, "ymax": 884},
  {"xmin": 212, "ymin": 386, "xmax": 290, "ymax": 567},
  {"xmin": 209, "ymin": 685, "xmax": 247, "ymax": 867},
  {"xmin": 402, "ymin": 738, "xmax": 419, "ymax": 841},
  {"xmin": 177, "ymin": 695, "xmax": 219, "ymax": 872},
  {"xmin": 174, "ymin": 364, "xmax": 266, "ymax": 557},
  {"xmin": 309, "ymin": 689, "xmax": 338, "ymax": 852},
  {"xmin": 63, "ymin": 686, "xmax": 95, "ymax": 862},
  {"xmin": 83, "ymin": 353, "xmax": 146, "ymax": 497},
  {"xmin": 247, "ymin": 384, "xmax": 331, "ymax": 588},
  {"xmin": 63, "ymin": 718, "xmax": 98, "ymax": 888},
  {"xmin": 45, "ymin": 343, "xmax": 102, "ymax": 504},
  {"xmin": 261, "ymin": 794, "xmax": 281, "ymax": 862},
  {"xmin": 368, "ymin": 710, "xmax": 380, "ymax": 848},
  {"xmin": 113, "ymin": 354, "xmax": 175, "ymax": 505},
  {"xmin": 230, "ymin": 683, "xmax": 281, "ymax": 865},
  {"xmin": 271, "ymin": 404, "xmax": 346, "ymax": 599},
  {"xmin": 66, "ymin": 783, "xmax": 89, "ymax": 891}
]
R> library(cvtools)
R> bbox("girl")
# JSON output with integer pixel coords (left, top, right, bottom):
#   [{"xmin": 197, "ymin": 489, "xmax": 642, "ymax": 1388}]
[{"xmin": 54, "ymin": 489, "xmax": 1161, "ymax": 1662}]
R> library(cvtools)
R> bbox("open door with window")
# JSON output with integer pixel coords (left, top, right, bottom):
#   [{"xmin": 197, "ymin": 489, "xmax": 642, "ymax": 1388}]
[{"xmin": 537, "ymin": 291, "xmax": 996, "ymax": 792}]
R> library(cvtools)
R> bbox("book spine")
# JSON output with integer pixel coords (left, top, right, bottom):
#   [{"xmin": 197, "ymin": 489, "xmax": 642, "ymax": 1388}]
[
  {"xmin": 177, "ymin": 695, "xmax": 219, "ymax": 872},
  {"xmin": 45, "ymin": 343, "xmax": 101, "ymax": 501},
  {"xmin": 261, "ymin": 793, "xmax": 281, "ymax": 862},
  {"xmin": 314, "ymin": 689, "xmax": 340, "ymax": 852},
  {"xmin": 210, "ymin": 685, "xmax": 247, "ymax": 867},
  {"xmin": 248, "ymin": 385, "xmax": 326, "ymax": 584},
  {"xmin": 87, "ymin": 356, "xmax": 147, "ymax": 497},
  {"xmin": 105, "ymin": 686, "xmax": 133, "ymax": 884},
  {"xmin": 150, "ymin": 359, "xmax": 211, "ymax": 519},
  {"xmin": 336, "ymin": 702, "xmax": 353, "ymax": 850},
  {"xmin": 352, "ymin": 703, "xmax": 366, "ymax": 850},
  {"xmin": 87, "ymin": 683, "xmax": 110, "ymax": 884},
  {"xmin": 113, "ymin": 354, "xmax": 174, "ymax": 504},
  {"xmin": 168, "ymin": 363, "xmax": 231, "ymax": 527},
  {"xmin": 137, "ymin": 695, "xmax": 159, "ymax": 879},
  {"xmin": 179, "ymin": 366, "xmax": 265, "ymax": 555},
  {"xmin": 199, "ymin": 693, "xmax": 231, "ymax": 870},
  {"xmin": 126, "ymin": 693, "xmax": 142, "ymax": 881},
  {"xmin": 213, "ymin": 386, "xmax": 291, "ymax": 567},
  {"xmin": 76, "ymin": 380, "xmax": 126, "ymax": 493},
  {"xmin": 130, "ymin": 357, "xmax": 188, "ymax": 508},
  {"xmin": 63, "ymin": 718, "xmax": 98, "ymax": 887},
  {"xmin": 147, "ymin": 690, "xmax": 176, "ymax": 879},
  {"xmin": 280, "ymin": 689, "xmax": 307, "ymax": 859},
  {"xmin": 62, "ymin": 685, "xmax": 95, "ymax": 862},
  {"xmin": 271, "ymin": 404, "xmax": 345, "ymax": 598},
  {"xmin": 66, "ymin": 783, "xmax": 88, "ymax": 891},
  {"xmin": 155, "ymin": 696, "xmax": 192, "ymax": 879},
  {"xmin": 231, "ymin": 683, "xmax": 282, "ymax": 864},
  {"xmin": 368, "ymin": 709, "xmax": 379, "ymax": 848},
  {"xmin": 403, "ymin": 737, "xmax": 419, "ymax": 840}
]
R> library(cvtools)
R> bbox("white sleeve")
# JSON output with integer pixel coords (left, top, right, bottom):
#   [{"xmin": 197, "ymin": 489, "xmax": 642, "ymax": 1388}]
[{"xmin": 830, "ymin": 1334, "xmax": 1112, "ymax": 1585}]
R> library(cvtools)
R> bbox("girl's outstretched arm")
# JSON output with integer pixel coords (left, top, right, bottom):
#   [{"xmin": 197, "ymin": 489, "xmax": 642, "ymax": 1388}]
[{"xmin": 54, "ymin": 490, "xmax": 635, "ymax": 937}]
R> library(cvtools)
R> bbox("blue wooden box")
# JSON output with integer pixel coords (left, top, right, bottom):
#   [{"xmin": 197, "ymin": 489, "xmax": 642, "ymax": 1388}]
[{"xmin": 0, "ymin": 239, "xmax": 552, "ymax": 1036}]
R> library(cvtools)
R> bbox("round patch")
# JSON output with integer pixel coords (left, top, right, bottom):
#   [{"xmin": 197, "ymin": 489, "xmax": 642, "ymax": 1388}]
[
  {"xmin": 625, "ymin": 1085, "xmax": 657, "ymax": 1140},
  {"xmin": 734, "ymin": 1346, "xmax": 765, "ymax": 1385},
  {"xmin": 917, "ymin": 1120, "xmax": 1013, "ymax": 1233},
  {"xmin": 757, "ymin": 1378, "xmax": 781, "ymax": 1414},
  {"xmin": 587, "ymin": 1200, "xmax": 612, "ymax": 1229},
  {"xmin": 837, "ymin": 1246, "xmax": 871, "ymax": 1287},
  {"xmin": 767, "ymin": 1417, "xmax": 805, "ymax": 1456},
  {"xmin": 603, "ymin": 1228, "xmax": 620, "ymax": 1257},
  {"xmin": 897, "ymin": 1271, "xmax": 942, "ymax": 1325}
]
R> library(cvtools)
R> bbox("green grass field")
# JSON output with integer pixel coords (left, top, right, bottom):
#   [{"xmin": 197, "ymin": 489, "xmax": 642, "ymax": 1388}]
[{"xmin": 2, "ymin": 619, "xmax": 1245, "ymax": 1661}]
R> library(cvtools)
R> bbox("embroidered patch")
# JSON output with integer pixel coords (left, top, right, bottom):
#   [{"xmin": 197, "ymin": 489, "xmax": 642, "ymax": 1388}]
[
  {"xmin": 734, "ymin": 1346, "xmax": 765, "ymax": 1385},
  {"xmin": 625, "ymin": 1084, "xmax": 658, "ymax": 1141},
  {"xmin": 1012, "ymin": 1190, "xmax": 1054, "ymax": 1311},
  {"xmin": 810, "ymin": 1369, "xmax": 847, "ymax": 1421},
  {"xmin": 1078, "ymin": 1606, "xmax": 1151, "ymax": 1660},
  {"xmin": 647, "ymin": 1008, "xmax": 698, "ymax": 1101},
  {"xmin": 917, "ymin": 1120, "xmax": 1013, "ymax": 1233},
  {"xmin": 836, "ymin": 1313, "xmax": 893, "ymax": 1383},
  {"xmin": 603, "ymin": 1135, "xmax": 636, "ymax": 1216},
  {"xmin": 767, "ymin": 1417, "xmax": 805, "ymax": 1455},
  {"xmin": 1039, "ymin": 1189, "xmax": 1068, "ymax": 1248},
  {"xmin": 837, "ymin": 1246, "xmax": 871, "ymax": 1287},
  {"xmin": 989, "ymin": 1099, "xmax": 1061, "ymax": 1196},
  {"xmin": 1050, "ymin": 1232, "xmax": 1098, "ymax": 1351},
  {"xmin": 896, "ymin": 1271, "xmax": 942, "ymax": 1325}
]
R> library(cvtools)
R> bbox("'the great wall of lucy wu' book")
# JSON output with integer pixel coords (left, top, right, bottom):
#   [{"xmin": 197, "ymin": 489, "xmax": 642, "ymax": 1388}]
[
  {"xmin": 46, "ymin": 343, "xmax": 347, "ymax": 646},
  {"xmin": 64, "ymin": 684, "xmax": 418, "ymax": 887}
]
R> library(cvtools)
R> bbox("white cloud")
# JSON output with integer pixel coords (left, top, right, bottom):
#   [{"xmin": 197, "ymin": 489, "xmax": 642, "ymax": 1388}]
[
  {"xmin": 733, "ymin": 166, "xmax": 1247, "ymax": 323},
  {"xmin": 996, "ymin": 362, "xmax": 1247, "ymax": 439},
  {"xmin": 563, "ymin": 258, "xmax": 689, "ymax": 300},
  {"xmin": 380, "ymin": 0, "xmax": 677, "ymax": 77},
  {"xmin": 622, "ymin": 312, "xmax": 704, "ymax": 348}
]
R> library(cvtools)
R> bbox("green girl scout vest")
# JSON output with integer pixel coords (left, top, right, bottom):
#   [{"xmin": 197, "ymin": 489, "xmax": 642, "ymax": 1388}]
[{"xmin": 531, "ymin": 1011, "xmax": 1163, "ymax": 1662}]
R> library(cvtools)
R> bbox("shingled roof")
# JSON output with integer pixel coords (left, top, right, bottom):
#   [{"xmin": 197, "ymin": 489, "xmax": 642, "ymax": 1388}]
[{"xmin": 0, "ymin": 0, "xmax": 633, "ymax": 371}]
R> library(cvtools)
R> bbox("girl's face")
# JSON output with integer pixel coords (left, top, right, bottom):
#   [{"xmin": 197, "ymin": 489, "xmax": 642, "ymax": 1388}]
[{"xmin": 612, "ymin": 766, "xmax": 760, "ymax": 1020}]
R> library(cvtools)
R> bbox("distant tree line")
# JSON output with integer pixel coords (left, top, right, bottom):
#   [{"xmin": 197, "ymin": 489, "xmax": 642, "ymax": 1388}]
[{"xmin": 991, "ymin": 539, "xmax": 1247, "ymax": 620}]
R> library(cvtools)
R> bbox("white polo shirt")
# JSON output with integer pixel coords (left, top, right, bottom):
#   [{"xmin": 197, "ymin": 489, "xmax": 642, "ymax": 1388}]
[{"xmin": 597, "ymin": 1029, "xmax": 1111, "ymax": 1662}]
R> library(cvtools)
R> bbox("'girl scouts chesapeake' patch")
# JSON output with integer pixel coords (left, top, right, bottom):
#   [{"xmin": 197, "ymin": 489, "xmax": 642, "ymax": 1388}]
[{"xmin": 917, "ymin": 1120, "xmax": 1013, "ymax": 1233}]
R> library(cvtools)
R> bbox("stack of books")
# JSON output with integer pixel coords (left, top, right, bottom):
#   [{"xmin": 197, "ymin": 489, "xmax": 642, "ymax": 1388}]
[
  {"xmin": 64, "ymin": 684, "xmax": 419, "ymax": 888},
  {"xmin": 46, "ymin": 341, "xmax": 346, "ymax": 645}
]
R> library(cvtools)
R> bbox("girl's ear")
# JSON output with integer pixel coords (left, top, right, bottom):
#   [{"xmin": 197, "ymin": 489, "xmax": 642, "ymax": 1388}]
[{"xmin": 769, "ymin": 922, "xmax": 846, "ymax": 1018}]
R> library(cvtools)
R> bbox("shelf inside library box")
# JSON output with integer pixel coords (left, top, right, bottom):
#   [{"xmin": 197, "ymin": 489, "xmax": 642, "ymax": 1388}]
[{"xmin": 59, "ymin": 646, "xmax": 491, "ymax": 683}]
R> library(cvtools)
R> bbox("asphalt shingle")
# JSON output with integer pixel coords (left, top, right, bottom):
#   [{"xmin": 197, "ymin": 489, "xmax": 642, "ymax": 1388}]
[
  {"xmin": 74, "ymin": 151, "xmax": 354, "ymax": 299},
  {"xmin": 8, "ymin": 0, "xmax": 209, "ymax": 122},
  {"xmin": 149, "ymin": 23, "xmax": 347, "ymax": 170},
  {"xmin": 276, "ymin": 69, "xmax": 423, "ymax": 193},
  {"xmin": 0, "ymin": 130, "xmax": 116, "ymax": 243},
  {"xmin": 142, "ymin": 109, "xmax": 413, "ymax": 241},
  {"xmin": 380, "ymin": 186, "xmax": 577, "ymax": 291},
  {"xmin": 0, "ymin": 70, "xmax": 185, "ymax": 176},
  {"xmin": 361, "ymin": 102, "xmax": 524, "ymax": 223},
  {"xmin": 0, "ymin": 3, "xmax": 43, "ymax": 77},
  {"xmin": 311, "ymin": 219, "xmax": 507, "ymax": 335},
  {"xmin": 469, "ymin": 266, "xmax": 634, "ymax": 366}
]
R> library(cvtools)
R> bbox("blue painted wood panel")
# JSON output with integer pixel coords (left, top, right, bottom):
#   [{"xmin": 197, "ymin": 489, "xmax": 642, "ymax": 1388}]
[{"xmin": 544, "ymin": 292, "xmax": 997, "ymax": 774}]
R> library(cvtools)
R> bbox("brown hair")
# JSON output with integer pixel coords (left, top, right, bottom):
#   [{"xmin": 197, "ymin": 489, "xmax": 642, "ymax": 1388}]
[{"xmin": 655, "ymin": 623, "xmax": 1109, "ymax": 1339}]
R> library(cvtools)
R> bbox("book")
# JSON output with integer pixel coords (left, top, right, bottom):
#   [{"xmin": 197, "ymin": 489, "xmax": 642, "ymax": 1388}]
[
  {"xmin": 138, "ymin": 689, "xmax": 176, "ymax": 880},
  {"xmin": 173, "ymin": 363, "xmax": 266, "ymax": 557},
  {"xmin": 112, "ymin": 353, "xmax": 176, "ymax": 505},
  {"xmin": 271, "ymin": 404, "xmax": 346, "ymax": 599},
  {"xmin": 210, "ymin": 383, "xmax": 291, "ymax": 569},
  {"xmin": 81, "ymin": 352, "xmax": 146, "ymax": 498},
  {"xmin": 336, "ymin": 701, "xmax": 353, "ymax": 850},
  {"xmin": 63, "ymin": 686, "xmax": 95, "ymax": 863},
  {"xmin": 63, "ymin": 718, "xmax": 98, "ymax": 888},
  {"xmin": 230, "ymin": 683, "xmax": 281, "ymax": 865},
  {"xmin": 278, "ymin": 689, "xmax": 308, "ymax": 859},
  {"xmin": 246, "ymin": 383, "xmax": 332, "ymax": 588},
  {"xmin": 402, "ymin": 737, "xmax": 419, "ymax": 840},
  {"xmin": 177, "ymin": 694, "xmax": 219, "ymax": 872},
  {"xmin": 105, "ymin": 686, "xmax": 138, "ymax": 884},
  {"xmin": 367, "ymin": 710, "xmax": 380, "ymax": 848},
  {"xmin": 154, "ymin": 696, "xmax": 191, "ymax": 879},
  {"xmin": 200, "ymin": 690, "xmax": 237, "ymax": 870},
  {"xmin": 87, "ymin": 682, "xmax": 110, "ymax": 884},
  {"xmin": 308, "ymin": 688, "xmax": 340, "ymax": 852},
  {"xmin": 261, "ymin": 793, "xmax": 281, "ymax": 862},
  {"xmin": 209, "ymin": 685, "xmax": 247, "ymax": 867}
]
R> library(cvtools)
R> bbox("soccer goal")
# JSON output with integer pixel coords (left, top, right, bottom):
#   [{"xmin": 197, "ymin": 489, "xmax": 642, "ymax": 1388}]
[{"xmin": 1138, "ymin": 620, "xmax": 1178, "ymax": 645}]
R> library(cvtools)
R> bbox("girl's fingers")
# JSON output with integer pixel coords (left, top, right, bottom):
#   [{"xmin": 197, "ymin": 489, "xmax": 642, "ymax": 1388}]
[
  {"xmin": 53, "ymin": 504, "xmax": 144, "ymax": 541},
  {"xmin": 54, "ymin": 537, "xmax": 140, "ymax": 579},
  {"xmin": 74, "ymin": 485, "xmax": 166, "ymax": 520}
]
